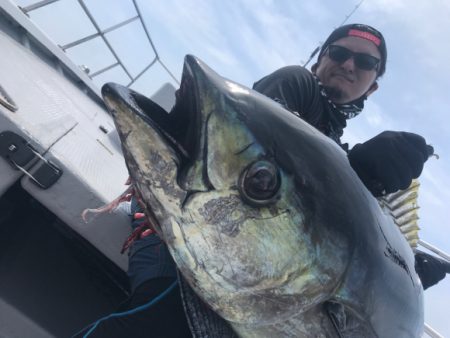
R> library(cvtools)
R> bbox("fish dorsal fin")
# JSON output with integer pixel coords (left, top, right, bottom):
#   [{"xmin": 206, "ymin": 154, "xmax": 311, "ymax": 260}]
[{"xmin": 378, "ymin": 179, "xmax": 421, "ymax": 250}]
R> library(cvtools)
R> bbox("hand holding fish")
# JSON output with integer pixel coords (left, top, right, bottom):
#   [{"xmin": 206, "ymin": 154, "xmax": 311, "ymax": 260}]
[{"xmin": 348, "ymin": 131, "xmax": 431, "ymax": 197}]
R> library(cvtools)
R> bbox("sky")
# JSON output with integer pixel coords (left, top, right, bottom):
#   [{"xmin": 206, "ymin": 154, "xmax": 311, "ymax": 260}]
[{"xmin": 13, "ymin": 0, "xmax": 450, "ymax": 336}]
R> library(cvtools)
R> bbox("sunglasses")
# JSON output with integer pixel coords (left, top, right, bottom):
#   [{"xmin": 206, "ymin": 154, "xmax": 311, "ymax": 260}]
[{"xmin": 327, "ymin": 45, "xmax": 380, "ymax": 71}]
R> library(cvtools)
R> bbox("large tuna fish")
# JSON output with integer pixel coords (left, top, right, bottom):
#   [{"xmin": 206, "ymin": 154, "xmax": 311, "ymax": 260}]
[{"xmin": 101, "ymin": 55, "xmax": 424, "ymax": 337}]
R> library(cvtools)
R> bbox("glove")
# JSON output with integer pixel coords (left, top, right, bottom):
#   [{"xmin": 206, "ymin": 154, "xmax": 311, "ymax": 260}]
[
  {"xmin": 415, "ymin": 251, "xmax": 450, "ymax": 290},
  {"xmin": 348, "ymin": 131, "xmax": 431, "ymax": 197}
]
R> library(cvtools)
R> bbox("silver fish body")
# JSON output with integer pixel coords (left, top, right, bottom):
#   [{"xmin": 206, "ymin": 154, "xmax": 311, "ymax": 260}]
[{"xmin": 102, "ymin": 55, "xmax": 424, "ymax": 337}]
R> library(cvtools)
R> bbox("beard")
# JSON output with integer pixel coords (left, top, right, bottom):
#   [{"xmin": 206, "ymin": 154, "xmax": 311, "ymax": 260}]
[{"xmin": 323, "ymin": 85, "xmax": 344, "ymax": 102}]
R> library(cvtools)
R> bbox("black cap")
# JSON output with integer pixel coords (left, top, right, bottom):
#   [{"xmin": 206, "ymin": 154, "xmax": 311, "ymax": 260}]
[{"xmin": 318, "ymin": 24, "xmax": 387, "ymax": 76}]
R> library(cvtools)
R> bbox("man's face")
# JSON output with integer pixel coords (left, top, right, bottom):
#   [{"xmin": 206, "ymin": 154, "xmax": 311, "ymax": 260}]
[{"xmin": 313, "ymin": 36, "xmax": 381, "ymax": 104}]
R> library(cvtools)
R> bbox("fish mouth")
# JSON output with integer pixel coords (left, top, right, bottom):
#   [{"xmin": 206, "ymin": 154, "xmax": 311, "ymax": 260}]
[
  {"xmin": 101, "ymin": 59, "xmax": 201, "ymax": 172},
  {"xmin": 101, "ymin": 55, "xmax": 218, "ymax": 235}
]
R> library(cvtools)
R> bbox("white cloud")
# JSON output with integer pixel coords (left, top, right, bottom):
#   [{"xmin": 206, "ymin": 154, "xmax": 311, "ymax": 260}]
[
  {"xmin": 424, "ymin": 281, "xmax": 450, "ymax": 335},
  {"xmin": 361, "ymin": 0, "xmax": 450, "ymax": 75},
  {"xmin": 419, "ymin": 186, "xmax": 445, "ymax": 208},
  {"xmin": 363, "ymin": 102, "xmax": 386, "ymax": 127},
  {"xmin": 362, "ymin": 0, "xmax": 408, "ymax": 14},
  {"xmin": 341, "ymin": 99, "xmax": 396, "ymax": 147}
]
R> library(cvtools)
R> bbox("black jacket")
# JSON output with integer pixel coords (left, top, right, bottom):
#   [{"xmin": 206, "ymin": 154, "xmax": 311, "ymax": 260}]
[{"xmin": 253, "ymin": 65, "xmax": 363, "ymax": 150}]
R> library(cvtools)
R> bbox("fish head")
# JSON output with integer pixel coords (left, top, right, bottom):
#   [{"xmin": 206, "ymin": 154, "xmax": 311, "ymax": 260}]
[{"xmin": 102, "ymin": 55, "xmax": 423, "ymax": 335}]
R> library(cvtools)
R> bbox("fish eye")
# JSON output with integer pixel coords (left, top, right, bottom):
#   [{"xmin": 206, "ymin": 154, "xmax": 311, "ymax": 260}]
[{"xmin": 238, "ymin": 160, "xmax": 281, "ymax": 207}]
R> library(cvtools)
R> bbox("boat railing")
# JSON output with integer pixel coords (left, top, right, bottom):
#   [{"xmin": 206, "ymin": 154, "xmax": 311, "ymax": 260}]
[
  {"xmin": 20, "ymin": 0, "xmax": 180, "ymax": 88},
  {"xmin": 419, "ymin": 240, "xmax": 449, "ymax": 338}
]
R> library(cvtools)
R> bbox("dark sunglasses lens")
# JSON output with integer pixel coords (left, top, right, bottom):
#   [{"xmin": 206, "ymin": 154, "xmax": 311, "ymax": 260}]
[
  {"xmin": 328, "ymin": 46, "xmax": 351, "ymax": 63},
  {"xmin": 354, "ymin": 55, "xmax": 379, "ymax": 70},
  {"xmin": 328, "ymin": 45, "xmax": 379, "ymax": 71}
]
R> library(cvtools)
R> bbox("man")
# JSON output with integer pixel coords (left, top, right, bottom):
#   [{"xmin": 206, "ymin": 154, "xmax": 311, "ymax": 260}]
[
  {"xmin": 75, "ymin": 24, "xmax": 447, "ymax": 337},
  {"xmin": 253, "ymin": 23, "xmax": 429, "ymax": 196},
  {"xmin": 73, "ymin": 195, "xmax": 191, "ymax": 338},
  {"xmin": 253, "ymin": 23, "xmax": 448, "ymax": 289}
]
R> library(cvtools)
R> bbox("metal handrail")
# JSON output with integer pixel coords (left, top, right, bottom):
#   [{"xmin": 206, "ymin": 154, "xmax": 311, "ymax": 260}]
[
  {"xmin": 76, "ymin": 0, "xmax": 134, "ymax": 80},
  {"xmin": 419, "ymin": 239, "xmax": 450, "ymax": 262},
  {"xmin": 20, "ymin": 0, "xmax": 59, "ymax": 13},
  {"xmin": 131, "ymin": 0, "xmax": 179, "ymax": 85},
  {"xmin": 22, "ymin": 0, "xmax": 180, "ymax": 88},
  {"xmin": 60, "ymin": 15, "xmax": 140, "ymax": 50},
  {"xmin": 418, "ymin": 239, "xmax": 447, "ymax": 338},
  {"xmin": 424, "ymin": 323, "xmax": 444, "ymax": 338}
]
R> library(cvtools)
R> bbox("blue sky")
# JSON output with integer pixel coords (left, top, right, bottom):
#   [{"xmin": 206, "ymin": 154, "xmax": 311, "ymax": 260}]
[{"xmin": 15, "ymin": 0, "xmax": 450, "ymax": 335}]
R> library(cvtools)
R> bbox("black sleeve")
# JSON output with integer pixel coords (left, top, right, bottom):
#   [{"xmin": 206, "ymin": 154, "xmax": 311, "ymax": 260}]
[
  {"xmin": 253, "ymin": 66, "xmax": 319, "ymax": 120},
  {"xmin": 415, "ymin": 251, "xmax": 450, "ymax": 290},
  {"xmin": 253, "ymin": 66, "xmax": 348, "ymax": 151}
]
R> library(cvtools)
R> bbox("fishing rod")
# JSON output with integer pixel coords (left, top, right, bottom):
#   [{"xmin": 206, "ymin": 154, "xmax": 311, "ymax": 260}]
[{"xmin": 302, "ymin": 0, "xmax": 365, "ymax": 67}]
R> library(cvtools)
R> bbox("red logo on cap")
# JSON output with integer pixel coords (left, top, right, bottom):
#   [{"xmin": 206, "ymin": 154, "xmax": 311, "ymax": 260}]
[{"xmin": 348, "ymin": 29, "xmax": 381, "ymax": 46}]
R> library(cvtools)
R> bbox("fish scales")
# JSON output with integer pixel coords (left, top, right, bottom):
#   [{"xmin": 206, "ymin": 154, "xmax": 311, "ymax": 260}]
[{"xmin": 102, "ymin": 55, "xmax": 424, "ymax": 337}]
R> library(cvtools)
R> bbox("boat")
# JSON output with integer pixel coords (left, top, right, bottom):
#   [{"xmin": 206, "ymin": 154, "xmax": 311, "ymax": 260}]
[{"xmin": 0, "ymin": 1, "xmax": 178, "ymax": 336}]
